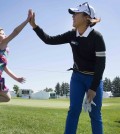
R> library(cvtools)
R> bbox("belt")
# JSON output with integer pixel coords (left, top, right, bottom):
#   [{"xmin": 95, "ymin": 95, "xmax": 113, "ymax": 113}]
[{"xmin": 67, "ymin": 68, "xmax": 94, "ymax": 75}]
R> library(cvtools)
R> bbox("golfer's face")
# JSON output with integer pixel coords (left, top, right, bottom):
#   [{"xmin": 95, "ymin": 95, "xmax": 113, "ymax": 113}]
[{"xmin": 72, "ymin": 13, "xmax": 86, "ymax": 28}]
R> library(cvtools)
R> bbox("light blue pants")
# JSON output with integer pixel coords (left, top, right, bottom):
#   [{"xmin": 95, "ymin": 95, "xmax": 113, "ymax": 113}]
[{"xmin": 64, "ymin": 71, "xmax": 103, "ymax": 134}]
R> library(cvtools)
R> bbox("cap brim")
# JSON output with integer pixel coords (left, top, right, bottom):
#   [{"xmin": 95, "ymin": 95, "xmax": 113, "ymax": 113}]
[
  {"xmin": 68, "ymin": 9, "xmax": 75, "ymax": 14},
  {"xmin": 68, "ymin": 8, "xmax": 80, "ymax": 14}
]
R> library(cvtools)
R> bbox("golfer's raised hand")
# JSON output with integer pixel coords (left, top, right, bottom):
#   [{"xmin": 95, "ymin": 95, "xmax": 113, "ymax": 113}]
[{"xmin": 29, "ymin": 12, "xmax": 37, "ymax": 28}]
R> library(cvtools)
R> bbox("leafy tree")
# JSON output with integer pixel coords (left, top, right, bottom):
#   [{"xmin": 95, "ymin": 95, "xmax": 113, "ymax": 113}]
[
  {"xmin": 61, "ymin": 82, "xmax": 70, "ymax": 96},
  {"xmin": 61, "ymin": 82, "xmax": 65, "ymax": 96},
  {"xmin": 43, "ymin": 87, "xmax": 53, "ymax": 92},
  {"xmin": 55, "ymin": 82, "xmax": 61, "ymax": 97},
  {"xmin": 103, "ymin": 77, "xmax": 112, "ymax": 91},
  {"xmin": 64, "ymin": 82, "xmax": 70, "ymax": 96},
  {"xmin": 112, "ymin": 76, "xmax": 120, "ymax": 97},
  {"xmin": 13, "ymin": 85, "xmax": 19, "ymax": 97}
]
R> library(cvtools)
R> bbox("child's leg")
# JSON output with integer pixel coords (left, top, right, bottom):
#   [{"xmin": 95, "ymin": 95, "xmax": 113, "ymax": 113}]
[{"xmin": 0, "ymin": 91, "xmax": 11, "ymax": 102}]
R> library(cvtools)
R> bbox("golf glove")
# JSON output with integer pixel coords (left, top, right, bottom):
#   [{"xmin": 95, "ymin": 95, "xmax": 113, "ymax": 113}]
[{"xmin": 82, "ymin": 97, "xmax": 96, "ymax": 112}]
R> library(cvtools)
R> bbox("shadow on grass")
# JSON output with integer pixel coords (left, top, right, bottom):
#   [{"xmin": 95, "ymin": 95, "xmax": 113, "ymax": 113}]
[{"xmin": 115, "ymin": 121, "xmax": 120, "ymax": 123}]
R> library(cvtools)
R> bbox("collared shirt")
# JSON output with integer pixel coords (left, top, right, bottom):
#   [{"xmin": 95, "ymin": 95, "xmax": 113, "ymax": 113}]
[
  {"xmin": 76, "ymin": 26, "xmax": 93, "ymax": 37},
  {"xmin": 33, "ymin": 26, "xmax": 106, "ymax": 91}
]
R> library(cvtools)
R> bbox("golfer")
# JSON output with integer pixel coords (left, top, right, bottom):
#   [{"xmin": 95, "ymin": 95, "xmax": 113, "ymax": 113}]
[{"xmin": 29, "ymin": 2, "xmax": 106, "ymax": 134}]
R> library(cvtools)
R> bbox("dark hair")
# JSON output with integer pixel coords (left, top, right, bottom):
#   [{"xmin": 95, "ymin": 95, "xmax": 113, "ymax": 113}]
[{"xmin": 0, "ymin": 27, "xmax": 3, "ymax": 31}]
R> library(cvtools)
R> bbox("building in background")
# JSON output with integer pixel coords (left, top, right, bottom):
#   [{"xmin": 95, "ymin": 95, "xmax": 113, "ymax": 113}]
[
  {"xmin": 10, "ymin": 91, "xmax": 16, "ymax": 98},
  {"xmin": 31, "ymin": 90, "xmax": 50, "ymax": 99},
  {"xmin": 17, "ymin": 89, "xmax": 33, "ymax": 99}
]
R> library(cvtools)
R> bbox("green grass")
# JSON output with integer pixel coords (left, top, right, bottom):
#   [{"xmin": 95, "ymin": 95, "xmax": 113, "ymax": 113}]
[{"xmin": 0, "ymin": 98, "xmax": 120, "ymax": 134}]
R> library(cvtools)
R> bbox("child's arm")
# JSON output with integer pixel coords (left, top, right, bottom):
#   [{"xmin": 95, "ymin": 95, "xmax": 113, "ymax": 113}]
[
  {"xmin": 1, "ymin": 9, "xmax": 32, "ymax": 49},
  {"xmin": 4, "ymin": 66, "xmax": 25, "ymax": 83}
]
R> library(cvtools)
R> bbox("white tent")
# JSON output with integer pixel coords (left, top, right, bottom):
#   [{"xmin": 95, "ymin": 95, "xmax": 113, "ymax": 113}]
[
  {"xmin": 10, "ymin": 91, "xmax": 16, "ymax": 98},
  {"xmin": 31, "ymin": 91, "xmax": 50, "ymax": 99},
  {"xmin": 103, "ymin": 91, "xmax": 113, "ymax": 98}
]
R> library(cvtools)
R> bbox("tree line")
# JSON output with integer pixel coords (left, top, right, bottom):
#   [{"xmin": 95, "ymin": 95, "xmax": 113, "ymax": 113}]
[
  {"xmin": 44, "ymin": 76, "xmax": 120, "ymax": 97},
  {"xmin": 13, "ymin": 76, "xmax": 120, "ymax": 97},
  {"xmin": 43, "ymin": 82, "xmax": 70, "ymax": 97},
  {"xmin": 103, "ymin": 76, "xmax": 120, "ymax": 97}
]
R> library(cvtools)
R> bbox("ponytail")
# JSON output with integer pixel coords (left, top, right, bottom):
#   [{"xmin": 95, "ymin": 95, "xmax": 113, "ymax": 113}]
[{"xmin": 89, "ymin": 18, "xmax": 101, "ymax": 27}]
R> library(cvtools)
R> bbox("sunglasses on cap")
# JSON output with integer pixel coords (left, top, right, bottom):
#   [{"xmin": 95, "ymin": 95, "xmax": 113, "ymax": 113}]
[{"xmin": 79, "ymin": 2, "xmax": 91, "ymax": 16}]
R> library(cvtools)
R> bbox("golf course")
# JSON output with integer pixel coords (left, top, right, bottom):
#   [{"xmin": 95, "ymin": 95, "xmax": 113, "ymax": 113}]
[{"xmin": 0, "ymin": 97, "xmax": 120, "ymax": 134}]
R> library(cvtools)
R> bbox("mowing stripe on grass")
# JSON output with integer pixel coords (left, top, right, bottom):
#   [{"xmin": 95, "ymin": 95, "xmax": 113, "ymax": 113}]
[{"xmin": 0, "ymin": 98, "xmax": 116, "ymax": 109}]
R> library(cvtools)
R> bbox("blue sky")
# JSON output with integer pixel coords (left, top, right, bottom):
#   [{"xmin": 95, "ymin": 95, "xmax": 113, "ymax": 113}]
[{"xmin": 0, "ymin": 0, "xmax": 120, "ymax": 91}]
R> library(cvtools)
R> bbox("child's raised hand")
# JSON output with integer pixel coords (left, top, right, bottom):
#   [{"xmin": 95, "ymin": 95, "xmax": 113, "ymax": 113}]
[
  {"xmin": 29, "ymin": 11, "xmax": 37, "ymax": 28},
  {"xmin": 27, "ymin": 9, "xmax": 33, "ymax": 22}
]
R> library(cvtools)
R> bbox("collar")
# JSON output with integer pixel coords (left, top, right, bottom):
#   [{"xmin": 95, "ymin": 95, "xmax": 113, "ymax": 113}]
[{"xmin": 76, "ymin": 26, "xmax": 93, "ymax": 37}]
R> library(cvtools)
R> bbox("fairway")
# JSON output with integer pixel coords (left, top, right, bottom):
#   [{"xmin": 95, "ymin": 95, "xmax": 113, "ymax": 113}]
[
  {"xmin": 0, "ymin": 98, "xmax": 70, "ymax": 109},
  {"xmin": 0, "ymin": 98, "xmax": 120, "ymax": 134},
  {"xmin": 0, "ymin": 98, "xmax": 117, "ymax": 108}
]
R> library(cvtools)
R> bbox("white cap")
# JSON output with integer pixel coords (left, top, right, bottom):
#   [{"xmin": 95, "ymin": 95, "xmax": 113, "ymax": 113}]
[{"xmin": 68, "ymin": 2, "xmax": 96, "ymax": 19}]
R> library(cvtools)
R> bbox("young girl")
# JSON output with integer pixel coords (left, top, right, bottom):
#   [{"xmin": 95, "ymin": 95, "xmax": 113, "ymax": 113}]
[{"xmin": 0, "ymin": 9, "xmax": 32, "ymax": 102}]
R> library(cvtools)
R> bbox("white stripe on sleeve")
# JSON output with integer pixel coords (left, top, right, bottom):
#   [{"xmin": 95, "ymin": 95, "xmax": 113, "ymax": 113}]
[{"xmin": 96, "ymin": 51, "xmax": 106, "ymax": 57}]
